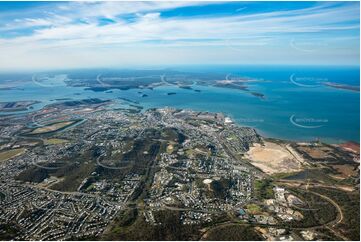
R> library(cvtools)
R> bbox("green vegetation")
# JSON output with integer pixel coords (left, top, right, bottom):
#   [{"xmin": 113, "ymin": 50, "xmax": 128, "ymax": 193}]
[
  {"xmin": 314, "ymin": 227, "xmax": 344, "ymax": 240},
  {"xmin": 282, "ymin": 168, "xmax": 339, "ymax": 185},
  {"xmin": 0, "ymin": 224, "xmax": 19, "ymax": 240},
  {"xmin": 112, "ymin": 209, "xmax": 138, "ymax": 227},
  {"xmin": 16, "ymin": 165, "xmax": 50, "ymax": 183},
  {"xmin": 285, "ymin": 188, "xmax": 337, "ymax": 228},
  {"xmin": 51, "ymin": 162, "xmax": 96, "ymax": 191},
  {"xmin": 43, "ymin": 138, "xmax": 69, "ymax": 145},
  {"xmin": 310, "ymin": 188, "xmax": 360, "ymax": 241},
  {"xmin": 245, "ymin": 203, "xmax": 262, "ymax": 215},
  {"xmin": 25, "ymin": 119, "xmax": 82, "ymax": 136},
  {"xmin": 203, "ymin": 224, "xmax": 262, "ymax": 241},
  {"xmin": 103, "ymin": 210, "xmax": 201, "ymax": 240},
  {"xmin": 28, "ymin": 121, "xmax": 76, "ymax": 135},
  {"xmin": 210, "ymin": 178, "xmax": 231, "ymax": 199},
  {"xmin": 254, "ymin": 179, "xmax": 274, "ymax": 199},
  {"xmin": 161, "ymin": 127, "xmax": 186, "ymax": 143},
  {"xmin": 271, "ymin": 171, "xmax": 299, "ymax": 180},
  {"xmin": 16, "ymin": 160, "xmax": 96, "ymax": 191}
]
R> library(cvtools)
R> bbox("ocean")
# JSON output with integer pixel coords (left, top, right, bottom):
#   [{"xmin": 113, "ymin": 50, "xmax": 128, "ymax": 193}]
[{"xmin": 0, "ymin": 65, "xmax": 359, "ymax": 143}]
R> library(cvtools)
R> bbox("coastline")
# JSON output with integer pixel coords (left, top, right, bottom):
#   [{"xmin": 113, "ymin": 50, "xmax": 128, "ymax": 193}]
[{"xmin": 0, "ymin": 68, "xmax": 359, "ymax": 143}]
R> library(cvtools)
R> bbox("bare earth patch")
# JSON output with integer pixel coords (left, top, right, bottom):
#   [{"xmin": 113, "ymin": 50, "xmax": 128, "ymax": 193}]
[
  {"xmin": 29, "ymin": 121, "xmax": 74, "ymax": 134},
  {"xmin": 297, "ymin": 145, "xmax": 333, "ymax": 159},
  {"xmin": 0, "ymin": 148, "xmax": 26, "ymax": 162},
  {"xmin": 43, "ymin": 138, "xmax": 69, "ymax": 145},
  {"xmin": 331, "ymin": 164, "xmax": 358, "ymax": 178},
  {"xmin": 245, "ymin": 142, "xmax": 302, "ymax": 174}
]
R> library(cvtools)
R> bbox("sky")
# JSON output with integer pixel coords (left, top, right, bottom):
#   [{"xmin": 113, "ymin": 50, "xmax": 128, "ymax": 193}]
[{"xmin": 0, "ymin": 1, "xmax": 359, "ymax": 70}]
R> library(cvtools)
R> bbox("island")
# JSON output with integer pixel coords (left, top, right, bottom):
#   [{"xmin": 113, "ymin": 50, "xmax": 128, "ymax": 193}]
[
  {"xmin": 323, "ymin": 82, "xmax": 359, "ymax": 92},
  {"xmin": 0, "ymin": 101, "xmax": 40, "ymax": 112}
]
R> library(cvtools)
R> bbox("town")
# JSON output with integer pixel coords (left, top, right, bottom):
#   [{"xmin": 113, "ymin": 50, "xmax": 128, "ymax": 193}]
[{"xmin": 0, "ymin": 99, "xmax": 359, "ymax": 240}]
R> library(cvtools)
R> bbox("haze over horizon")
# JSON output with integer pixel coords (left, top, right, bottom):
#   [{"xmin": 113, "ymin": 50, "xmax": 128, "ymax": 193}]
[{"xmin": 0, "ymin": 1, "xmax": 359, "ymax": 71}]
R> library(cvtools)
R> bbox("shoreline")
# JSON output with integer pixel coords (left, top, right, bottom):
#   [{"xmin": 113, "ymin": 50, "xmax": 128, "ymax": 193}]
[{"xmin": 1, "ymin": 95, "xmax": 359, "ymax": 145}]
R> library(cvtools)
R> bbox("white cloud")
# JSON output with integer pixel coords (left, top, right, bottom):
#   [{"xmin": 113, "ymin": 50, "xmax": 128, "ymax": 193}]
[{"xmin": 0, "ymin": 1, "xmax": 359, "ymax": 70}]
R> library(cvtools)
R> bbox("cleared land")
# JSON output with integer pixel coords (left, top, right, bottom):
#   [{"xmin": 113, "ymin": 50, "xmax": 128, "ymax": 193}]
[
  {"xmin": 297, "ymin": 145, "xmax": 333, "ymax": 159},
  {"xmin": 245, "ymin": 142, "xmax": 302, "ymax": 174},
  {"xmin": 0, "ymin": 148, "xmax": 26, "ymax": 162},
  {"xmin": 330, "ymin": 164, "xmax": 358, "ymax": 178},
  {"xmin": 339, "ymin": 141, "xmax": 360, "ymax": 154},
  {"xmin": 29, "ymin": 121, "xmax": 75, "ymax": 135},
  {"xmin": 43, "ymin": 138, "xmax": 69, "ymax": 145}
]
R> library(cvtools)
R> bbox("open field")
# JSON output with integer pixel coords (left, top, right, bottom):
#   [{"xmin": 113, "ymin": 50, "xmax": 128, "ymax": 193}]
[
  {"xmin": 245, "ymin": 142, "xmax": 302, "ymax": 174},
  {"xmin": 330, "ymin": 164, "xmax": 358, "ymax": 178},
  {"xmin": 0, "ymin": 148, "xmax": 26, "ymax": 162},
  {"xmin": 339, "ymin": 141, "xmax": 360, "ymax": 154},
  {"xmin": 254, "ymin": 179, "xmax": 274, "ymax": 199},
  {"xmin": 293, "ymin": 142, "xmax": 357, "ymax": 164},
  {"xmin": 246, "ymin": 203, "xmax": 262, "ymax": 215},
  {"xmin": 296, "ymin": 145, "xmax": 332, "ymax": 159},
  {"xmin": 29, "ymin": 120, "xmax": 76, "ymax": 135},
  {"xmin": 43, "ymin": 138, "xmax": 69, "ymax": 145}
]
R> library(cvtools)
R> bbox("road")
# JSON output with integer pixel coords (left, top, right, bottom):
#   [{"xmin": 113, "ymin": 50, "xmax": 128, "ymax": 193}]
[
  {"xmin": 275, "ymin": 180, "xmax": 350, "ymax": 240},
  {"xmin": 308, "ymin": 190, "xmax": 349, "ymax": 240}
]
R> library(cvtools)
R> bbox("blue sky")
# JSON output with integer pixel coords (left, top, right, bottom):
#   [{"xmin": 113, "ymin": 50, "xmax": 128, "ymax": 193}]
[{"xmin": 0, "ymin": 1, "xmax": 359, "ymax": 70}]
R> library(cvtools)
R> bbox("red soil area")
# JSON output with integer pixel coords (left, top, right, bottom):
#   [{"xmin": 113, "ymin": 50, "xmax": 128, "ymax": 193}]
[{"xmin": 339, "ymin": 141, "xmax": 360, "ymax": 154}]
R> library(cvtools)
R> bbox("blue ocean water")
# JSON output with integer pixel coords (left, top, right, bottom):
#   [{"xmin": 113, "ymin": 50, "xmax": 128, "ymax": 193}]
[{"xmin": 0, "ymin": 65, "xmax": 359, "ymax": 143}]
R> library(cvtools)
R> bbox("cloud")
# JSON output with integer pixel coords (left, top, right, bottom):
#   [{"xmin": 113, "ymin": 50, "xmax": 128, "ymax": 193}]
[{"xmin": 0, "ymin": 1, "xmax": 359, "ymax": 70}]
